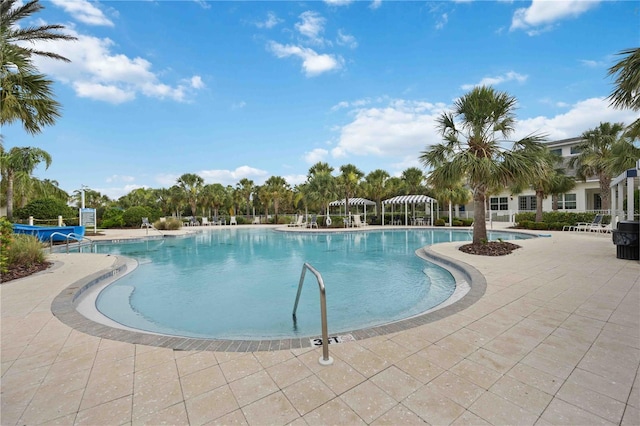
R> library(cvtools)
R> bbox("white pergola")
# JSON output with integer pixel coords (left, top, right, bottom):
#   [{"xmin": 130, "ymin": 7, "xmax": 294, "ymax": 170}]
[
  {"xmin": 382, "ymin": 195, "xmax": 437, "ymax": 226},
  {"xmin": 610, "ymin": 161, "xmax": 640, "ymax": 224},
  {"xmin": 328, "ymin": 198, "xmax": 376, "ymax": 220}
]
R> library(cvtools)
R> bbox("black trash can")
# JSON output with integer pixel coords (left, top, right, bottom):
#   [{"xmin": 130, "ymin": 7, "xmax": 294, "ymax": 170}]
[{"xmin": 612, "ymin": 221, "xmax": 639, "ymax": 260}]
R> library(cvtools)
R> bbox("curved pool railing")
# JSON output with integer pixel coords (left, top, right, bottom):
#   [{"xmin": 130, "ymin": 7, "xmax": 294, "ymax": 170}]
[
  {"xmin": 293, "ymin": 263, "xmax": 333, "ymax": 366},
  {"xmin": 49, "ymin": 232, "xmax": 94, "ymax": 254}
]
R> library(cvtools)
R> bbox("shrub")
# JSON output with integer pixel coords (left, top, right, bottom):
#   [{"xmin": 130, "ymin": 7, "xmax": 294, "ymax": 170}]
[
  {"xmin": 155, "ymin": 218, "xmax": 182, "ymax": 230},
  {"xmin": 14, "ymin": 198, "xmax": 76, "ymax": 221},
  {"xmin": 122, "ymin": 206, "xmax": 151, "ymax": 228},
  {"xmin": 452, "ymin": 220, "xmax": 464, "ymax": 226},
  {"xmin": 7, "ymin": 234, "xmax": 46, "ymax": 267},
  {"xmin": 461, "ymin": 218, "xmax": 474, "ymax": 226},
  {"xmin": 0, "ymin": 217, "xmax": 13, "ymax": 274},
  {"xmin": 101, "ymin": 208, "xmax": 125, "ymax": 228},
  {"xmin": 435, "ymin": 218, "xmax": 446, "ymax": 226}
]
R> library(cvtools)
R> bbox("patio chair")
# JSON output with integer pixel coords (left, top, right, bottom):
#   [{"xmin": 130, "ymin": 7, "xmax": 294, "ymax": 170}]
[
  {"xmin": 353, "ymin": 214, "xmax": 368, "ymax": 228},
  {"xmin": 212, "ymin": 216, "xmax": 224, "ymax": 226},
  {"xmin": 307, "ymin": 214, "xmax": 318, "ymax": 229},
  {"xmin": 565, "ymin": 214, "xmax": 604, "ymax": 232},
  {"xmin": 141, "ymin": 217, "xmax": 154, "ymax": 229},
  {"xmin": 229, "ymin": 216, "xmax": 238, "ymax": 225},
  {"xmin": 288, "ymin": 215, "xmax": 304, "ymax": 227},
  {"xmin": 252, "ymin": 217, "xmax": 261, "ymax": 225},
  {"xmin": 201, "ymin": 217, "xmax": 211, "ymax": 226},
  {"xmin": 189, "ymin": 217, "xmax": 200, "ymax": 226}
]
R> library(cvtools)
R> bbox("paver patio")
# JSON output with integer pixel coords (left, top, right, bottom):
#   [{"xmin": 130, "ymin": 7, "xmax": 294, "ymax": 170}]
[{"xmin": 1, "ymin": 224, "xmax": 638, "ymax": 425}]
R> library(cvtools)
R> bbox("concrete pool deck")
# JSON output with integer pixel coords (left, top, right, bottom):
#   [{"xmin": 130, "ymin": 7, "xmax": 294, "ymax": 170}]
[{"xmin": 1, "ymin": 224, "xmax": 639, "ymax": 425}]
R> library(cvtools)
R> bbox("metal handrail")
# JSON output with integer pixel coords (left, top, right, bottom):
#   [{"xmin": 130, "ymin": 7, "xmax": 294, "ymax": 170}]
[
  {"xmin": 49, "ymin": 232, "xmax": 94, "ymax": 254},
  {"xmin": 293, "ymin": 262, "xmax": 333, "ymax": 366}
]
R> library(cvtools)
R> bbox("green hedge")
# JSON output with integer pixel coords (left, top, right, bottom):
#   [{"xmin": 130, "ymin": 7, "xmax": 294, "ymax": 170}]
[{"xmin": 515, "ymin": 212, "xmax": 611, "ymax": 229}]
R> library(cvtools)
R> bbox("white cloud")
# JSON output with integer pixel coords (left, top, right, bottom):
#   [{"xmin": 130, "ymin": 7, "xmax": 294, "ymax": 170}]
[
  {"xmin": 515, "ymin": 97, "xmax": 638, "ymax": 141},
  {"xmin": 98, "ymin": 183, "xmax": 147, "ymax": 200},
  {"xmin": 511, "ymin": 0, "xmax": 600, "ymax": 33},
  {"xmin": 199, "ymin": 166, "xmax": 269, "ymax": 186},
  {"xmin": 324, "ymin": 0, "xmax": 354, "ymax": 6},
  {"xmin": 284, "ymin": 174, "xmax": 308, "ymax": 186},
  {"xmin": 295, "ymin": 11, "xmax": 327, "ymax": 45},
  {"xmin": 256, "ymin": 12, "xmax": 282, "ymax": 29},
  {"xmin": 304, "ymin": 148, "xmax": 329, "ymax": 164},
  {"xmin": 231, "ymin": 101, "xmax": 247, "ymax": 110},
  {"xmin": 30, "ymin": 28, "xmax": 204, "ymax": 104},
  {"xmin": 105, "ymin": 175, "xmax": 135, "ymax": 183},
  {"xmin": 461, "ymin": 71, "xmax": 528, "ymax": 90},
  {"xmin": 435, "ymin": 13, "xmax": 448, "ymax": 30},
  {"xmin": 370, "ymin": 0, "xmax": 382, "ymax": 10},
  {"xmin": 51, "ymin": 0, "xmax": 114, "ymax": 27},
  {"xmin": 580, "ymin": 59, "xmax": 605, "ymax": 68},
  {"xmin": 331, "ymin": 100, "xmax": 446, "ymax": 160},
  {"xmin": 336, "ymin": 30, "xmax": 358, "ymax": 49},
  {"xmin": 268, "ymin": 42, "xmax": 342, "ymax": 76}
]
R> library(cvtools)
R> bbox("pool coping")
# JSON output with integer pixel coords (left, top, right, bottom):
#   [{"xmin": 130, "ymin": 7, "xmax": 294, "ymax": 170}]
[{"xmin": 51, "ymin": 235, "xmax": 488, "ymax": 352}]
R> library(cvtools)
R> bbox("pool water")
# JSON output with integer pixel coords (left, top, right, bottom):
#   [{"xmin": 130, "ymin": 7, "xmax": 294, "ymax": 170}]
[{"xmin": 93, "ymin": 228, "xmax": 529, "ymax": 339}]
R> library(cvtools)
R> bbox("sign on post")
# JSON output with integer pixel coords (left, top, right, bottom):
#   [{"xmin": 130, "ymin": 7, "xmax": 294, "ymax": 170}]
[{"xmin": 79, "ymin": 208, "xmax": 97, "ymax": 234}]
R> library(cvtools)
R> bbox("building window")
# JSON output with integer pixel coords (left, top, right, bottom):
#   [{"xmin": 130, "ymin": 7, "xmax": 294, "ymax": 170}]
[
  {"xmin": 550, "ymin": 148, "xmax": 562, "ymax": 156},
  {"xmin": 570, "ymin": 146, "xmax": 582, "ymax": 154},
  {"xmin": 593, "ymin": 193, "xmax": 602, "ymax": 210},
  {"xmin": 519, "ymin": 196, "xmax": 536, "ymax": 211},
  {"xmin": 490, "ymin": 197, "xmax": 508, "ymax": 211},
  {"xmin": 558, "ymin": 193, "xmax": 576, "ymax": 210}
]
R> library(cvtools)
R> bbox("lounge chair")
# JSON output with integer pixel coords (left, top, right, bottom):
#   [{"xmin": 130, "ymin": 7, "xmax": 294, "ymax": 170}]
[
  {"xmin": 288, "ymin": 215, "xmax": 304, "ymax": 227},
  {"xmin": 252, "ymin": 217, "xmax": 261, "ymax": 225},
  {"xmin": 201, "ymin": 217, "xmax": 211, "ymax": 226},
  {"xmin": 307, "ymin": 214, "xmax": 318, "ymax": 229},
  {"xmin": 141, "ymin": 217, "xmax": 154, "ymax": 229},
  {"xmin": 212, "ymin": 216, "xmax": 223, "ymax": 226},
  {"xmin": 564, "ymin": 214, "xmax": 604, "ymax": 232},
  {"xmin": 353, "ymin": 214, "xmax": 368, "ymax": 228},
  {"xmin": 229, "ymin": 216, "xmax": 237, "ymax": 225}
]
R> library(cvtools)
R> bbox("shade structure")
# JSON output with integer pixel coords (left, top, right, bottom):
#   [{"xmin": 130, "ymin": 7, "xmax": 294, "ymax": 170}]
[
  {"xmin": 328, "ymin": 198, "xmax": 376, "ymax": 221},
  {"xmin": 382, "ymin": 195, "xmax": 436, "ymax": 226},
  {"xmin": 328, "ymin": 198, "xmax": 376, "ymax": 207}
]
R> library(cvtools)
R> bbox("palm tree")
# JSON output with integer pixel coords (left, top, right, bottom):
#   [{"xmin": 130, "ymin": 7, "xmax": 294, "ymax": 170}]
[
  {"xmin": 306, "ymin": 169, "xmax": 337, "ymax": 218},
  {"xmin": 608, "ymin": 47, "xmax": 640, "ymax": 138},
  {"xmin": 549, "ymin": 171, "xmax": 576, "ymax": 212},
  {"xmin": 429, "ymin": 180, "xmax": 471, "ymax": 225},
  {"xmin": 401, "ymin": 167, "xmax": 425, "ymax": 195},
  {"xmin": 176, "ymin": 173, "xmax": 204, "ymax": 217},
  {"xmin": 568, "ymin": 122, "xmax": 631, "ymax": 211},
  {"xmin": 337, "ymin": 164, "xmax": 364, "ymax": 217},
  {"xmin": 263, "ymin": 176, "xmax": 291, "ymax": 224},
  {"xmin": 420, "ymin": 86, "xmax": 546, "ymax": 245},
  {"xmin": 236, "ymin": 178, "xmax": 255, "ymax": 217},
  {"xmin": 1, "ymin": 0, "xmax": 77, "ymax": 134},
  {"xmin": 1, "ymin": 146, "xmax": 51, "ymax": 220},
  {"xmin": 363, "ymin": 169, "xmax": 390, "ymax": 220}
]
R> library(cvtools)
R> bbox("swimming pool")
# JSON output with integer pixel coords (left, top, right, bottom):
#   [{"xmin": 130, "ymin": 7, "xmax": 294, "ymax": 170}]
[{"xmin": 86, "ymin": 228, "xmax": 531, "ymax": 340}]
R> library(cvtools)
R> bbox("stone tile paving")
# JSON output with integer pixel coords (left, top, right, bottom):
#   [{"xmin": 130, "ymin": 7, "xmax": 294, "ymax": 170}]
[{"xmin": 1, "ymin": 226, "xmax": 639, "ymax": 425}]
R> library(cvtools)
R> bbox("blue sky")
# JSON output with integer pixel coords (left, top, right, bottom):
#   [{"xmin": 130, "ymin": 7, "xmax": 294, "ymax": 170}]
[{"xmin": 3, "ymin": 0, "xmax": 638, "ymax": 200}]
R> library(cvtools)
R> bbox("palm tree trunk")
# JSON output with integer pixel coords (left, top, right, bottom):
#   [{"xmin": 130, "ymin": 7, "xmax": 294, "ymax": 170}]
[
  {"xmin": 473, "ymin": 188, "xmax": 487, "ymax": 245},
  {"xmin": 535, "ymin": 190, "xmax": 544, "ymax": 222},
  {"xmin": 599, "ymin": 174, "xmax": 611, "ymax": 211},
  {"xmin": 6, "ymin": 170, "xmax": 14, "ymax": 221}
]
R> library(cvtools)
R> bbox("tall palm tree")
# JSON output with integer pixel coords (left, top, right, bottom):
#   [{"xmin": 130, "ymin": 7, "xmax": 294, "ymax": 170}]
[
  {"xmin": 363, "ymin": 169, "xmax": 390, "ymax": 220},
  {"xmin": 549, "ymin": 171, "xmax": 576, "ymax": 212},
  {"xmin": 306, "ymin": 169, "xmax": 337, "ymax": 218},
  {"xmin": 263, "ymin": 176, "xmax": 291, "ymax": 224},
  {"xmin": 420, "ymin": 86, "xmax": 546, "ymax": 245},
  {"xmin": 568, "ymin": 122, "xmax": 630, "ymax": 211},
  {"xmin": 236, "ymin": 178, "xmax": 255, "ymax": 217},
  {"xmin": 1, "ymin": 146, "xmax": 51, "ymax": 220},
  {"xmin": 1, "ymin": 0, "xmax": 77, "ymax": 134},
  {"xmin": 176, "ymin": 173, "xmax": 204, "ymax": 217},
  {"xmin": 429, "ymin": 180, "xmax": 471, "ymax": 225},
  {"xmin": 401, "ymin": 167, "xmax": 425, "ymax": 195},
  {"xmin": 337, "ymin": 164, "xmax": 364, "ymax": 217},
  {"xmin": 608, "ymin": 47, "xmax": 640, "ymax": 138}
]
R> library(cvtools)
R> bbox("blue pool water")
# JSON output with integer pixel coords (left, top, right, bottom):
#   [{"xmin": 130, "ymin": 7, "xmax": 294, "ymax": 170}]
[{"xmin": 92, "ymin": 228, "xmax": 530, "ymax": 339}]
